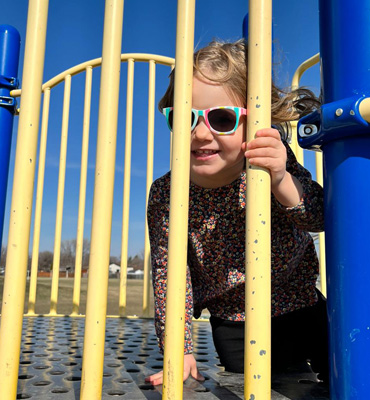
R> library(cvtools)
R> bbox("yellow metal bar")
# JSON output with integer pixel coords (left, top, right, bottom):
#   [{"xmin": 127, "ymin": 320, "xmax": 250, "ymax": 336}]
[
  {"xmin": 27, "ymin": 88, "xmax": 51, "ymax": 315},
  {"xmin": 119, "ymin": 58, "xmax": 134, "ymax": 317},
  {"xmin": 291, "ymin": 53, "xmax": 320, "ymax": 90},
  {"xmin": 80, "ymin": 0, "xmax": 124, "ymax": 398},
  {"xmin": 245, "ymin": 0, "xmax": 272, "ymax": 399},
  {"xmin": 143, "ymin": 60, "xmax": 156, "ymax": 316},
  {"xmin": 0, "ymin": 0, "xmax": 49, "ymax": 398},
  {"xmin": 315, "ymin": 152, "xmax": 327, "ymax": 297},
  {"xmin": 290, "ymin": 53, "xmax": 319, "ymax": 164},
  {"xmin": 10, "ymin": 54, "xmax": 175, "ymax": 98},
  {"xmin": 71, "ymin": 67, "xmax": 93, "ymax": 316},
  {"xmin": 50, "ymin": 74, "xmax": 72, "ymax": 315},
  {"xmin": 162, "ymin": 1, "xmax": 195, "ymax": 399},
  {"xmin": 291, "ymin": 53, "xmax": 326, "ymax": 296}
]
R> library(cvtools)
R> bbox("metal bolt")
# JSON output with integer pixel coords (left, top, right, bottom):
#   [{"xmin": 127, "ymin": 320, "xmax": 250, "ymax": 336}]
[
  {"xmin": 304, "ymin": 126, "xmax": 314, "ymax": 135},
  {"xmin": 335, "ymin": 108, "xmax": 343, "ymax": 116}
]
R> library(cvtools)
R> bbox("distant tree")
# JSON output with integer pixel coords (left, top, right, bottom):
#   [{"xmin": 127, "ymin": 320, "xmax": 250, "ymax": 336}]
[
  {"xmin": 128, "ymin": 251, "xmax": 144, "ymax": 271},
  {"xmin": 109, "ymin": 256, "xmax": 120, "ymax": 265},
  {"xmin": 60, "ymin": 238, "xmax": 90, "ymax": 270},
  {"xmin": 82, "ymin": 238, "xmax": 90, "ymax": 267},
  {"xmin": 60, "ymin": 239, "xmax": 75, "ymax": 268},
  {"xmin": 38, "ymin": 251, "xmax": 53, "ymax": 271}
]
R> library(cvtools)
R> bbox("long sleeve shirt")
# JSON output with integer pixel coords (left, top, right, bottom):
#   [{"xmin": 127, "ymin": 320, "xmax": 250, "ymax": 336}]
[{"xmin": 147, "ymin": 144, "xmax": 324, "ymax": 354}]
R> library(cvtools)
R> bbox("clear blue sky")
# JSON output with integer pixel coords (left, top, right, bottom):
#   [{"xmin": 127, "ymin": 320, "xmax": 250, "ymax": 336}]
[{"xmin": 0, "ymin": 0, "xmax": 320, "ymax": 258}]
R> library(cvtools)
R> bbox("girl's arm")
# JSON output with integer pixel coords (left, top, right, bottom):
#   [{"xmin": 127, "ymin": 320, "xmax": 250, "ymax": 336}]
[
  {"xmin": 146, "ymin": 177, "xmax": 204, "ymax": 385},
  {"xmin": 244, "ymin": 128, "xmax": 324, "ymax": 232},
  {"xmin": 147, "ymin": 178, "xmax": 194, "ymax": 355}
]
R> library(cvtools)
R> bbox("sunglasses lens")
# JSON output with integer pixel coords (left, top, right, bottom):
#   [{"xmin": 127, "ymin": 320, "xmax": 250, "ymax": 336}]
[
  {"xmin": 168, "ymin": 109, "xmax": 196, "ymax": 131},
  {"xmin": 167, "ymin": 110, "xmax": 174, "ymax": 130},
  {"xmin": 208, "ymin": 108, "xmax": 237, "ymax": 133},
  {"xmin": 191, "ymin": 111, "xmax": 196, "ymax": 128}
]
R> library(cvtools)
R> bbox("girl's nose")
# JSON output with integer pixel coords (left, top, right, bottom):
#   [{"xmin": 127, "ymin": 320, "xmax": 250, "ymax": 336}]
[{"xmin": 192, "ymin": 118, "xmax": 213, "ymax": 141}]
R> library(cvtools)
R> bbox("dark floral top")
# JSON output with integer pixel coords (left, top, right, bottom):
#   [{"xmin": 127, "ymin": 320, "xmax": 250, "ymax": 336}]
[{"xmin": 147, "ymin": 144, "xmax": 324, "ymax": 354}]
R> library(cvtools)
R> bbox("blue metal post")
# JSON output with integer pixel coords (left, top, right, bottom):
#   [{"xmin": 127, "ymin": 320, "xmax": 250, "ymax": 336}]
[
  {"xmin": 0, "ymin": 25, "xmax": 20, "ymax": 249},
  {"xmin": 298, "ymin": 1, "xmax": 370, "ymax": 399}
]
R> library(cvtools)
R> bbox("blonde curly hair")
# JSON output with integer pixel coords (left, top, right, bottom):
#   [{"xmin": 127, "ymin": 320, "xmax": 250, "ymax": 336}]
[{"xmin": 158, "ymin": 39, "xmax": 319, "ymax": 124}]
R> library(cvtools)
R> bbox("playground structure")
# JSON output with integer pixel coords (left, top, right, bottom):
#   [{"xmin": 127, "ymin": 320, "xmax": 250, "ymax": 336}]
[{"xmin": 0, "ymin": 0, "xmax": 369, "ymax": 399}]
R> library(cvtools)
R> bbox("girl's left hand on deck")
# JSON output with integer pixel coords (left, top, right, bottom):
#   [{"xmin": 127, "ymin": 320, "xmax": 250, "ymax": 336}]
[
  {"xmin": 144, "ymin": 353, "xmax": 204, "ymax": 386},
  {"xmin": 243, "ymin": 128, "xmax": 287, "ymax": 189}
]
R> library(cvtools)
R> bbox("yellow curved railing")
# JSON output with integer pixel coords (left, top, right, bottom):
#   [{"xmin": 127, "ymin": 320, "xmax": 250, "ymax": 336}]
[
  {"xmin": 10, "ymin": 53, "xmax": 175, "ymax": 98},
  {"xmin": 290, "ymin": 53, "xmax": 327, "ymax": 297},
  {"xmin": 10, "ymin": 52, "xmax": 175, "ymax": 320}
]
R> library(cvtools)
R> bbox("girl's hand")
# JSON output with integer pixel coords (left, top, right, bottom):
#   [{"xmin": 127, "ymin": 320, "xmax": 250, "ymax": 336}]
[
  {"xmin": 243, "ymin": 128, "xmax": 287, "ymax": 188},
  {"xmin": 243, "ymin": 128, "xmax": 303, "ymax": 207},
  {"xmin": 145, "ymin": 353, "xmax": 205, "ymax": 386}
]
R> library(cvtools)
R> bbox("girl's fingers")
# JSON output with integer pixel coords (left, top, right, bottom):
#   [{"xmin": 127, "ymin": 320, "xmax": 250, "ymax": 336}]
[
  {"xmin": 145, "ymin": 371, "xmax": 164, "ymax": 385},
  {"xmin": 255, "ymin": 128, "xmax": 281, "ymax": 139},
  {"xmin": 247, "ymin": 137, "xmax": 282, "ymax": 150},
  {"xmin": 246, "ymin": 128, "xmax": 282, "ymax": 149},
  {"xmin": 248, "ymin": 156, "xmax": 277, "ymax": 168},
  {"xmin": 245, "ymin": 147, "xmax": 281, "ymax": 159},
  {"xmin": 191, "ymin": 368, "xmax": 205, "ymax": 381},
  {"xmin": 145, "ymin": 366, "xmax": 204, "ymax": 386}
]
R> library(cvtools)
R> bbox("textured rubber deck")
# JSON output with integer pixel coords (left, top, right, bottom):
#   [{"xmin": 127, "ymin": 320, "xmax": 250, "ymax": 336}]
[{"xmin": 15, "ymin": 317, "xmax": 330, "ymax": 399}]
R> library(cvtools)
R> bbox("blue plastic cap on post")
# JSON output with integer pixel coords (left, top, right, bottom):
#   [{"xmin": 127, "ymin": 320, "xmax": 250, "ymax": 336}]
[
  {"xmin": 0, "ymin": 25, "xmax": 21, "ymax": 77},
  {"xmin": 0, "ymin": 25, "xmax": 21, "ymax": 251}
]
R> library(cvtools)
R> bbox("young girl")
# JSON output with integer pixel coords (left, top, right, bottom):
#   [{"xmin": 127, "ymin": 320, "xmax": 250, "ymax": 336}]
[{"xmin": 145, "ymin": 39, "xmax": 328, "ymax": 385}]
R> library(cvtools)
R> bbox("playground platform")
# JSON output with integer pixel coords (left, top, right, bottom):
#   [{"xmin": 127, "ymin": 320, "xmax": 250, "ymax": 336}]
[{"xmin": 17, "ymin": 317, "xmax": 330, "ymax": 399}]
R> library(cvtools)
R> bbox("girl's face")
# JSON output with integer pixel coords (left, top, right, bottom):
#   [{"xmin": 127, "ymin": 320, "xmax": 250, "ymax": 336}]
[{"xmin": 190, "ymin": 74, "xmax": 246, "ymax": 188}]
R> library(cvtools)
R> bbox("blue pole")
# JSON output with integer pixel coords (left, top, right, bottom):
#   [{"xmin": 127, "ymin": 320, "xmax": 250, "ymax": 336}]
[
  {"xmin": 0, "ymin": 25, "xmax": 20, "ymax": 249},
  {"xmin": 298, "ymin": 1, "xmax": 370, "ymax": 399}
]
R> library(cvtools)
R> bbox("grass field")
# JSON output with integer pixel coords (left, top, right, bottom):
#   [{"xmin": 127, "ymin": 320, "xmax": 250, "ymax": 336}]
[{"xmin": 0, "ymin": 277, "xmax": 154, "ymax": 317}]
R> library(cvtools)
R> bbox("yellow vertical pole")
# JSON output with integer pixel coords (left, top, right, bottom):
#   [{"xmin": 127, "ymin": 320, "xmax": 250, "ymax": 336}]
[
  {"xmin": 291, "ymin": 54, "xmax": 324, "ymax": 296},
  {"xmin": 290, "ymin": 53, "xmax": 319, "ymax": 165},
  {"xmin": 50, "ymin": 74, "xmax": 72, "ymax": 315},
  {"xmin": 119, "ymin": 58, "xmax": 134, "ymax": 317},
  {"xmin": 315, "ymin": 152, "xmax": 326, "ymax": 297},
  {"xmin": 0, "ymin": 0, "xmax": 49, "ymax": 398},
  {"xmin": 245, "ymin": 0, "xmax": 272, "ymax": 399},
  {"xmin": 71, "ymin": 66, "xmax": 93, "ymax": 316},
  {"xmin": 28, "ymin": 87, "xmax": 51, "ymax": 315},
  {"xmin": 162, "ymin": 1, "xmax": 195, "ymax": 399},
  {"xmin": 142, "ymin": 60, "xmax": 156, "ymax": 317},
  {"xmin": 80, "ymin": 0, "xmax": 124, "ymax": 398}
]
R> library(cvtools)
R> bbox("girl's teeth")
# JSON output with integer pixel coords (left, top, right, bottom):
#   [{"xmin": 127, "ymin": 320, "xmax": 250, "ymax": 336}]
[{"xmin": 197, "ymin": 150, "xmax": 216, "ymax": 154}]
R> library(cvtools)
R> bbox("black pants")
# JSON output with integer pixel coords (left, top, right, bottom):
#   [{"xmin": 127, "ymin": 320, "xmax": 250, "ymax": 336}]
[{"xmin": 210, "ymin": 291, "xmax": 329, "ymax": 381}]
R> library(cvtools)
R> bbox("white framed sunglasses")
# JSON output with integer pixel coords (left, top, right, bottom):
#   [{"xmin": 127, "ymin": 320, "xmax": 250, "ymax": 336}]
[{"xmin": 162, "ymin": 106, "xmax": 247, "ymax": 135}]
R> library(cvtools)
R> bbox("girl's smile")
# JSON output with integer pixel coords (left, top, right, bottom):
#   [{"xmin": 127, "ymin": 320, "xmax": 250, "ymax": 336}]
[
  {"xmin": 190, "ymin": 74, "xmax": 246, "ymax": 188},
  {"xmin": 191, "ymin": 148, "xmax": 220, "ymax": 160}
]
